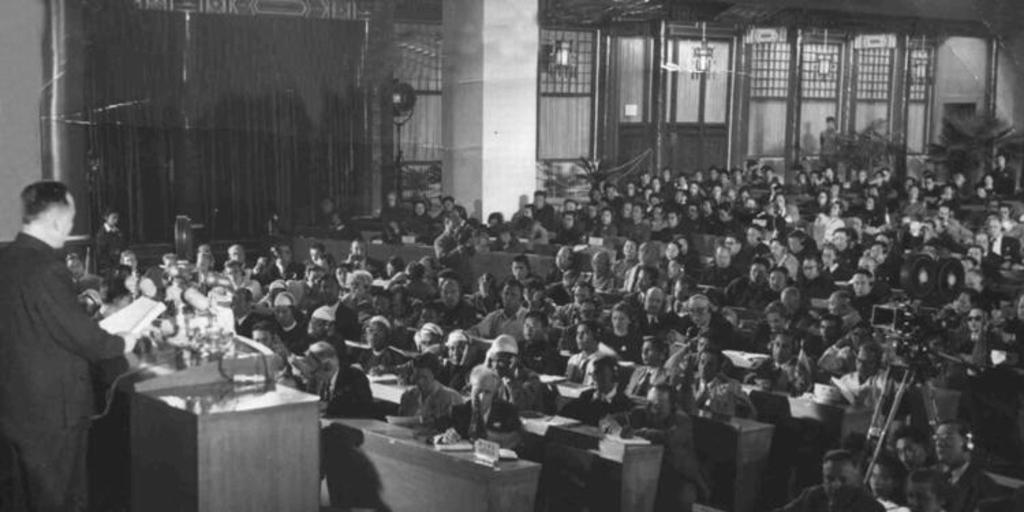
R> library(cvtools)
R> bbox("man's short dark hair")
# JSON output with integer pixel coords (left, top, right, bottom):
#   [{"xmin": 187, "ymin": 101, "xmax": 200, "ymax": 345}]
[
  {"xmin": 822, "ymin": 449, "xmax": 855, "ymax": 465},
  {"xmin": 524, "ymin": 310, "xmax": 549, "ymax": 327},
  {"xmin": 511, "ymin": 254, "xmax": 531, "ymax": 268},
  {"xmin": 252, "ymin": 320, "xmax": 277, "ymax": 335},
  {"xmin": 21, "ymin": 181, "xmax": 71, "ymax": 223},
  {"xmin": 852, "ymin": 268, "xmax": 873, "ymax": 280},
  {"xmin": 894, "ymin": 426, "xmax": 930, "ymax": 447},
  {"xmin": 591, "ymin": 356, "xmax": 618, "ymax": 374},
  {"xmin": 503, "ymin": 278, "xmax": 524, "ymax": 293}
]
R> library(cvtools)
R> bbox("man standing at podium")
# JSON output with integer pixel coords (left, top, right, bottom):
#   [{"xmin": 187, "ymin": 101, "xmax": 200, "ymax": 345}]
[{"xmin": 0, "ymin": 181, "xmax": 138, "ymax": 512}]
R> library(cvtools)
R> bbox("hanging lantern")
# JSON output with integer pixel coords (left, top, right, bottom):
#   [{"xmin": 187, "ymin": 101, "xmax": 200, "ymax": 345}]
[
  {"xmin": 547, "ymin": 40, "xmax": 576, "ymax": 78},
  {"xmin": 910, "ymin": 48, "xmax": 931, "ymax": 85},
  {"xmin": 693, "ymin": 41, "xmax": 714, "ymax": 74},
  {"xmin": 815, "ymin": 53, "xmax": 833, "ymax": 77},
  {"xmin": 814, "ymin": 30, "xmax": 833, "ymax": 78},
  {"xmin": 691, "ymin": 23, "xmax": 713, "ymax": 79}
]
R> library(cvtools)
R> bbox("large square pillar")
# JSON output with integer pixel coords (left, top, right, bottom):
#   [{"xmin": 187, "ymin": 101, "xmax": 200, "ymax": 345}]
[{"xmin": 442, "ymin": 0, "xmax": 538, "ymax": 220}]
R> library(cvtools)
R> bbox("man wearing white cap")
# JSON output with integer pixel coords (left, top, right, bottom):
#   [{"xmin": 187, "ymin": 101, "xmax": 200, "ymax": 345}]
[
  {"xmin": 308, "ymin": 304, "xmax": 339, "ymax": 353},
  {"xmin": 440, "ymin": 330, "xmax": 476, "ymax": 390},
  {"xmin": 356, "ymin": 316, "xmax": 408, "ymax": 375},
  {"xmin": 486, "ymin": 335, "xmax": 546, "ymax": 413}
]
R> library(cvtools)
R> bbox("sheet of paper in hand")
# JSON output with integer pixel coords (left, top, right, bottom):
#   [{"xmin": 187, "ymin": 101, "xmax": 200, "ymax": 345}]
[{"xmin": 99, "ymin": 297, "xmax": 166, "ymax": 335}]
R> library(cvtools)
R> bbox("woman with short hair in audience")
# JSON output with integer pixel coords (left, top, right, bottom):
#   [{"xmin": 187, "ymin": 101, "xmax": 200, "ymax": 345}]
[
  {"xmin": 607, "ymin": 302, "xmax": 643, "ymax": 363},
  {"xmin": 815, "ymin": 200, "xmax": 847, "ymax": 247},
  {"xmin": 565, "ymin": 320, "xmax": 604, "ymax": 385}
]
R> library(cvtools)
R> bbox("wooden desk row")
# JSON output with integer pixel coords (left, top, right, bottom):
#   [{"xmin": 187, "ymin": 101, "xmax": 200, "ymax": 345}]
[{"xmin": 364, "ymin": 376, "xmax": 772, "ymax": 512}]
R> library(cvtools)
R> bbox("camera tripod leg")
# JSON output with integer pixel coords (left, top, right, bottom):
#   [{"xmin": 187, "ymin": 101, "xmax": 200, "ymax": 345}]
[{"xmin": 863, "ymin": 369, "xmax": 914, "ymax": 485}]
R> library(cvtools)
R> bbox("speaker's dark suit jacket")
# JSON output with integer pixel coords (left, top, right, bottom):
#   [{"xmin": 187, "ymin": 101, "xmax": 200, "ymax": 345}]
[{"xmin": 0, "ymin": 233, "xmax": 126, "ymax": 511}]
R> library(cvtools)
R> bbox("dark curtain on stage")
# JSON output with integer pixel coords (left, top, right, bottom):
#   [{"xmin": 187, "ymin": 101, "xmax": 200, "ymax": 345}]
[{"xmin": 81, "ymin": 1, "xmax": 367, "ymax": 244}]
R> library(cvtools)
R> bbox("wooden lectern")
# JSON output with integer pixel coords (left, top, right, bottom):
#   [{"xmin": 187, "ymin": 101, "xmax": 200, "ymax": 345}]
[{"xmin": 125, "ymin": 339, "xmax": 320, "ymax": 512}]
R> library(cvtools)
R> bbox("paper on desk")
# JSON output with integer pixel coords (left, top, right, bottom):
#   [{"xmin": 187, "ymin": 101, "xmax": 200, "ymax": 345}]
[
  {"xmin": 605, "ymin": 434, "xmax": 650, "ymax": 445},
  {"xmin": 434, "ymin": 441, "xmax": 474, "ymax": 452},
  {"xmin": 369, "ymin": 374, "xmax": 399, "ymax": 384},
  {"xmin": 385, "ymin": 415, "xmax": 420, "ymax": 427},
  {"xmin": 99, "ymin": 297, "xmax": 166, "ymax": 335}
]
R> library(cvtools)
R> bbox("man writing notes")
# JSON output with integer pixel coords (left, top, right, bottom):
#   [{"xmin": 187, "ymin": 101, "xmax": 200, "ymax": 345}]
[{"xmin": 0, "ymin": 181, "xmax": 139, "ymax": 512}]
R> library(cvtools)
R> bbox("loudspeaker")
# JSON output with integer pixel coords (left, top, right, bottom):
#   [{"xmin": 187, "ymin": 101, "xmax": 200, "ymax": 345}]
[
  {"xmin": 899, "ymin": 254, "xmax": 936, "ymax": 299},
  {"xmin": 935, "ymin": 257, "xmax": 965, "ymax": 303}
]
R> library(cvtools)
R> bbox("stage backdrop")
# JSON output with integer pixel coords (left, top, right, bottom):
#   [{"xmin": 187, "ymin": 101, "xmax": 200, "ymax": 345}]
[{"xmin": 78, "ymin": 0, "xmax": 368, "ymax": 243}]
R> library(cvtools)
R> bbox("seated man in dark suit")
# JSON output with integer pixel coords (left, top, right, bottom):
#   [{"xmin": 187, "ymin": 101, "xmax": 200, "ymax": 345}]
[
  {"xmin": 699, "ymin": 246, "xmax": 741, "ymax": 288},
  {"xmin": 983, "ymin": 215, "xmax": 1022, "ymax": 268},
  {"xmin": 294, "ymin": 341, "xmax": 374, "ymax": 418},
  {"xmin": 436, "ymin": 365, "xmax": 523, "ymax": 449},
  {"xmin": 559, "ymin": 356, "xmax": 634, "ymax": 426},
  {"xmin": 771, "ymin": 449, "xmax": 884, "ymax": 512},
  {"xmin": 933, "ymin": 421, "xmax": 1004, "ymax": 512},
  {"xmin": 625, "ymin": 384, "xmax": 708, "ymax": 512}
]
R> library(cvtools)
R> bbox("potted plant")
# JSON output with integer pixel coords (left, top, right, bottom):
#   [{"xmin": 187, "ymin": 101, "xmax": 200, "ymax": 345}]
[
  {"xmin": 927, "ymin": 113, "xmax": 1022, "ymax": 182},
  {"xmin": 835, "ymin": 119, "xmax": 903, "ymax": 172}
]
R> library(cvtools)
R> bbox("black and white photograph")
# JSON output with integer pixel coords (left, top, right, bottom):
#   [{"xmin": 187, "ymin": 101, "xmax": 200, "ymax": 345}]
[{"xmin": 1, "ymin": 0, "xmax": 1023, "ymax": 511}]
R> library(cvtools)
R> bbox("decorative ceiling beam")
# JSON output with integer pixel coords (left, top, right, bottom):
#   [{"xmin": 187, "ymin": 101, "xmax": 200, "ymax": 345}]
[{"xmin": 133, "ymin": 0, "xmax": 370, "ymax": 20}]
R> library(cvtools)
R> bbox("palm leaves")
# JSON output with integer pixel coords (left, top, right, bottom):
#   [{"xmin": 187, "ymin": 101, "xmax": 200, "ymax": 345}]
[
  {"xmin": 835, "ymin": 119, "xmax": 903, "ymax": 171},
  {"xmin": 927, "ymin": 113, "xmax": 1022, "ymax": 178},
  {"xmin": 538, "ymin": 150, "xmax": 652, "ymax": 198}
]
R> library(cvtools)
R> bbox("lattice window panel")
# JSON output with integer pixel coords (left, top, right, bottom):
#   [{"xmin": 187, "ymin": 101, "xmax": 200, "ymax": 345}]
[
  {"xmin": 855, "ymin": 48, "xmax": 892, "ymax": 101},
  {"xmin": 540, "ymin": 29, "xmax": 595, "ymax": 95},
  {"xmin": 908, "ymin": 45, "xmax": 933, "ymax": 102},
  {"xmin": 800, "ymin": 43, "xmax": 840, "ymax": 99},
  {"xmin": 394, "ymin": 23, "xmax": 442, "ymax": 93},
  {"xmin": 751, "ymin": 43, "xmax": 791, "ymax": 99}
]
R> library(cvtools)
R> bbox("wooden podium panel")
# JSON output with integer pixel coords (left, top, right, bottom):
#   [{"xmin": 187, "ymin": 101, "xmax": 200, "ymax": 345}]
[
  {"xmin": 692, "ymin": 414, "xmax": 774, "ymax": 512},
  {"xmin": 131, "ymin": 383, "xmax": 320, "ymax": 512},
  {"xmin": 327, "ymin": 419, "xmax": 541, "ymax": 512},
  {"xmin": 525, "ymin": 420, "xmax": 663, "ymax": 512}
]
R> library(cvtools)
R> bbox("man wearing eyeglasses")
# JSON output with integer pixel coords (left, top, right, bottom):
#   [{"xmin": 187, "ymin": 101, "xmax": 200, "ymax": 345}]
[
  {"xmin": 295, "ymin": 341, "xmax": 373, "ymax": 419},
  {"xmin": 932, "ymin": 421, "xmax": 1002, "ymax": 512},
  {"xmin": 952, "ymin": 308, "xmax": 1005, "ymax": 368}
]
